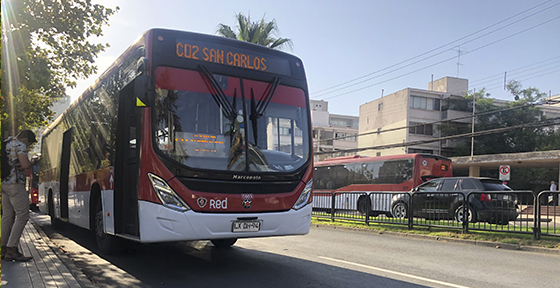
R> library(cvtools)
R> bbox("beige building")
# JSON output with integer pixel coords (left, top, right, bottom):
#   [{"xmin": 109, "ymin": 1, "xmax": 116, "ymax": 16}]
[
  {"xmin": 358, "ymin": 77, "xmax": 470, "ymax": 157},
  {"xmin": 541, "ymin": 94, "xmax": 560, "ymax": 131},
  {"xmin": 311, "ymin": 100, "xmax": 359, "ymax": 161}
]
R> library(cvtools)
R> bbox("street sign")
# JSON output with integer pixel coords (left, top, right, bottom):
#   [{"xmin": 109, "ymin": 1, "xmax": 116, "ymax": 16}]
[{"xmin": 499, "ymin": 165, "xmax": 510, "ymax": 181}]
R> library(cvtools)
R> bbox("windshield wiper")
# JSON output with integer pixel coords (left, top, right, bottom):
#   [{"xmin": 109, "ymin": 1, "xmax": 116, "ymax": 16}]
[
  {"xmin": 249, "ymin": 77, "xmax": 281, "ymax": 145},
  {"xmin": 250, "ymin": 89, "xmax": 259, "ymax": 145},
  {"xmin": 199, "ymin": 65, "xmax": 236, "ymax": 120},
  {"xmin": 256, "ymin": 77, "xmax": 280, "ymax": 117}
]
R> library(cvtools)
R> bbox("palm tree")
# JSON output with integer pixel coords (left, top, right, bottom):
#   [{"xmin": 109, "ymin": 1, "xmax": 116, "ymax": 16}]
[{"xmin": 216, "ymin": 13, "xmax": 293, "ymax": 50}]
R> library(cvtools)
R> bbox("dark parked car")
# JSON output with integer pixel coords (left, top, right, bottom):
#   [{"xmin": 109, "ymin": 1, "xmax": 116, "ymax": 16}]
[{"xmin": 391, "ymin": 177, "xmax": 519, "ymax": 224}]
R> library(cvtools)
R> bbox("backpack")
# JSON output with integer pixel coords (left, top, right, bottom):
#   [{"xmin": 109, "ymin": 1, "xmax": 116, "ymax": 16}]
[{"xmin": 1, "ymin": 139, "xmax": 12, "ymax": 180}]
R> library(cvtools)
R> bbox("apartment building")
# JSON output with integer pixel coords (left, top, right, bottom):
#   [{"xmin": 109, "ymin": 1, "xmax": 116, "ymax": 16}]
[
  {"xmin": 358, "ymin": 77, "xmax": 471, "ymax": 157},
  {"xmin": 310, "ymin": 100, "xmax": 359, "ymax": 161}
]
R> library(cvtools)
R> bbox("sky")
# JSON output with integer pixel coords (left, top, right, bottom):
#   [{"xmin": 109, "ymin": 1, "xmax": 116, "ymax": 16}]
[{"xmin": 70, "ymin": 0, "xmax": 560, "ymax": 116}]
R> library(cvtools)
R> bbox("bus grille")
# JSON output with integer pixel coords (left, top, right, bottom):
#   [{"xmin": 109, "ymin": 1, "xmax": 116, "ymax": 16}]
[{"xmin": 177, "ymin": 178, "xmax": 301, "ymax": 194}]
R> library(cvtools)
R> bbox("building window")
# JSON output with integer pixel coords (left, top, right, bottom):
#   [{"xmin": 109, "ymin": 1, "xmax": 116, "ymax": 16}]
[
  {"xmin": 377, "ymin": 128, "xmax": 381, "ymax": 134},
  {"xmin": 408, "ymin": 148, "xmax": 434, "ymax": 154},
  {"xmin": 433, "ymin": 98, "xmax": 441, "ymax": 110},
  {"xmin": 378, "ymin": 103, "xmax": 383, "ymax": 111},
  {"xmin": 335, "ymin": 132, "xmax": 357, "ymax": 142},
  {"xmin": 376, "ymin": 152, "xmax": 381, "ymax": 156},
  {"xmin": 410, "ymin": 96, "xmax": 427, "ymax": 109},
  {"xmin": 409, "ymin": 122, "xmax": 433, "ymax": 136},
  {"xmin": 323, "ymin": 131, "xmax": 334, "ymax": 145}
]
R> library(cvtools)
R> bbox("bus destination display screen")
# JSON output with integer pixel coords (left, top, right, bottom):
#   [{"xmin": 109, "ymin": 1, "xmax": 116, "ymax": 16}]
[{"xmin": 175, "ymin": 39, "xmax": 291, "ymax": 76}]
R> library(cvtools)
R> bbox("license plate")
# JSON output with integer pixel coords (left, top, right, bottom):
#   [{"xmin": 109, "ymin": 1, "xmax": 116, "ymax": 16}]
[{"xmin": 232, "ymin": 220, "xmax": 261, "ymax": 232}]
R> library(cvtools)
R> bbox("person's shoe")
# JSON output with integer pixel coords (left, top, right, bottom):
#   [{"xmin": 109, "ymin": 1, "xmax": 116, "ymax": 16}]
[
  {"xmin": 3, "ymin": 246, "xmax": 32, "ymax": 262},
  {"xmin": 1, "ymin": 246, "xmax": 6, "ymax": 260}
]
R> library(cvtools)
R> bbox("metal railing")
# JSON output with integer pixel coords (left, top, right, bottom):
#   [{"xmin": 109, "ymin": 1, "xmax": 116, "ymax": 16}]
[{"xmin": 311, "ymin": 190, "xmax": 560, "ymax": 239}]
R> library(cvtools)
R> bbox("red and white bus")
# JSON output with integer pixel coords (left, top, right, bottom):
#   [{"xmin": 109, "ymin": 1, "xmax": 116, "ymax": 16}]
[
  {"xmin": 26, "ymin": 164, "xmax": 40, "ymax": 210},
  {"xmin": 312, "ymin": 154, "xmax": 452, "ymax": 216},
  {"xmin": 39, "ymin": 29, "xmax": 313, "ymax": 253}
]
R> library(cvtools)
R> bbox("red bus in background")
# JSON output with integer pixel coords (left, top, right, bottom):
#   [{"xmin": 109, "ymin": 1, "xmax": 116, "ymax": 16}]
[
  {"xmin": 312, "ymin": 154, "xmax": 452, "ymax": 216},
  {"xmin": 26, "ymin": 164, "xmax": 40, "ymax": 210},
  {"xmin": 39, "ymin": 29, "xmax": 313, "ymax": 254}
]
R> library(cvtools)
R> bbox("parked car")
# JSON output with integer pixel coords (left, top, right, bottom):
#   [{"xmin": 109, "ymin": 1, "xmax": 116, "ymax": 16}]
[{"xmin": 391, "ymin": 177, "xmax": 519, "ymax": 224}]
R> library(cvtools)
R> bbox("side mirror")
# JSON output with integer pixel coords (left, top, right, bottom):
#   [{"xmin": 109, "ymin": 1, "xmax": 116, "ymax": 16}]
[{"xmin": 134, "ymin": 74, "xmax": 150, "ymax": 107}]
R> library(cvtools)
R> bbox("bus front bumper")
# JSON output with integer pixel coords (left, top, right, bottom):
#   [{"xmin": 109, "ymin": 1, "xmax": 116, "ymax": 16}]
[{"xmin": 136, "ymin": 200, "xmax": 311, "ymax": 243}]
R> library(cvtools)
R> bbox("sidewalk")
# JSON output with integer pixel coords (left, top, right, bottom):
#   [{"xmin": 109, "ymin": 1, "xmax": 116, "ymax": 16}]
[{"xmin": 1, "ymin": 216, "xmax": 93, "ymax": 287}]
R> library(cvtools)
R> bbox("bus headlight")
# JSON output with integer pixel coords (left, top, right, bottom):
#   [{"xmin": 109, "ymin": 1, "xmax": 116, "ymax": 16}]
[
  {"xmin": 293, "ymin": 179, "xmax": 313, "ymax": 210},
  {"xmin": 148, "ymin": 173, "xmax": 191, "ymax": 212}
]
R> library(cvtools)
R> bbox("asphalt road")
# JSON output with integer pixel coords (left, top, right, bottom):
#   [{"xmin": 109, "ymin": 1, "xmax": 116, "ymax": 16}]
[{"xmin": 32, "ymin": 212, "xmax": 560, "ymax": 288}]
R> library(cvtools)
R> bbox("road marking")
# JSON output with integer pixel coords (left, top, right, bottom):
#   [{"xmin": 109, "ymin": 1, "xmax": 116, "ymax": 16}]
[{"xmin": 319, "ymin": 256, "xmax": 471, "ymax": 288}]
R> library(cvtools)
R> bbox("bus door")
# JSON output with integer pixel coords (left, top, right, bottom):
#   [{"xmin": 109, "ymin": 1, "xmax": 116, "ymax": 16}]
[
  {"xmin": 59, "ymin": 128, "xmax": 72, "ymax": 220},
  {"xmin": 113, "ymin": 79, "xmax": 142, "ymax": 237}
]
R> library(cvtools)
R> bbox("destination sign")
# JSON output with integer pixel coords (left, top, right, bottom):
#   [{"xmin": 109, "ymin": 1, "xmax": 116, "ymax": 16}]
[{"xmin": 175, "ymin": 39, "xmax": 291, "ymax": 76}]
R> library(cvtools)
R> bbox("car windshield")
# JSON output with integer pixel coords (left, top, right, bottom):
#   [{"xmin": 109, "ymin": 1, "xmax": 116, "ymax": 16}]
[{"xmin": 153, "ymin": 66, "xmax": 309, "ymax": 172}]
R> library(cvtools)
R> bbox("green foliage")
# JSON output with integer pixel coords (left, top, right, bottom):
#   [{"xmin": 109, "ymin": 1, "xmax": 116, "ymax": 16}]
[
  {"xmin": 450, "ymin": 82, "xmax": 547, "ymax": 156},
  {"xmin": 1, "ymin": 0, "xmax": 118, "ymax": 136},
  {"xmin": 216, "ymin": 12, "xmax": 293, "ymax": 50},
  {"xmin": 3, "ymin": 86, "xmax": 55, "ymax": 132}
]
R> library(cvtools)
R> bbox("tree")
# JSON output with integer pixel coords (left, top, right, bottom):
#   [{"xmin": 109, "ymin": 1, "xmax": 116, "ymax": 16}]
[
  {"xmin": 447, "ymin": 82, "xmax": 547, "ymax": 156},
  {"xmin": 216, "ymin": 12, "xmax": 292, "ymax": 50},
  {"xmin": 1, "ymin": 0, "xmax": 118, "ymax": 137}
]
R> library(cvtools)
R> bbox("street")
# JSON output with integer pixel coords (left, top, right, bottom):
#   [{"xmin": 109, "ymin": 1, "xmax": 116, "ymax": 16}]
[{"xmin": 32, "ymin": 212, "xmax": 559, "ymax": 288}]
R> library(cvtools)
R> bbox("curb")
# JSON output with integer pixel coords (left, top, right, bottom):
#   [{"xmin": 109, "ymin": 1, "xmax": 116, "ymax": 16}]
[
  {"xmin": 29, "ymin": 215, "xmax": 98, "ymax": 288},
  {"xmin": 313, "ymin": 223, "xmax": 560, "ymax": 255}
]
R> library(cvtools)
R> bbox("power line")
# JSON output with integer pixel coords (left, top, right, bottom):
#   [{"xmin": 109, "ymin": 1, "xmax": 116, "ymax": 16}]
[
  {"xmin": 315, "ymin": 116, "xmax": 560, "ymax": 156},
  {"xmin": 311, "ymin": 0, "xmax": 560, "ymax": 98},
  {"xmin": 470, "ymin": 56, "xmax": 560, "ymax": 85},
  {"xmin": 317, "ymin": 14, "xmax": 560, "ymax": 101},
  {"xmin": 483, "ymin": 67, "xmax": 560, "ymax": 92},
  {"xmin": 316, "ymin": 102, "xmax": 538, "ymax": 143}
]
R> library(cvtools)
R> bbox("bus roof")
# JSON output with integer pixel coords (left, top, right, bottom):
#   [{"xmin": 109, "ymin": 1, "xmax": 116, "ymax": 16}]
[{"xmin": 315, "ymin": 154, "xmax": 451, "ymax": 166}]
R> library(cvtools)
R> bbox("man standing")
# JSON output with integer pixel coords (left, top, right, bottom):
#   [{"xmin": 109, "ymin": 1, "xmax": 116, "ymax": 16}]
[
  {"xmin": 550, "ymin": 181, "xmax": 558, "ymax": 206},
  {"xmin": 1, "ymin": 130, "xmax": 38, "ymax": 261}
]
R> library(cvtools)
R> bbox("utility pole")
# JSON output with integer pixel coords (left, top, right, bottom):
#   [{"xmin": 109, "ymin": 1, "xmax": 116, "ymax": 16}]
[{"xmin": 470, "ymin": 89, "xmax": 476, "ymax": 160}]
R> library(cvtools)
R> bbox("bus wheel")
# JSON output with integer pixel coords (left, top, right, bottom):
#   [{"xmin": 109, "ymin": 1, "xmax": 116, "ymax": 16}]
[
  {"xmin": 49, "ymin": 193, "xmax": 64, "ymax": 229},
  {"xmin": 391, "ymin": 201, "xmax": 408, "ymax": 219},
  {"xmin": 211, "ymin": 238, "xmax": 237, "ymax": 248},
  {"xmin": 95, "ymin": 201, "xmax": 123, "ymax": 254}
]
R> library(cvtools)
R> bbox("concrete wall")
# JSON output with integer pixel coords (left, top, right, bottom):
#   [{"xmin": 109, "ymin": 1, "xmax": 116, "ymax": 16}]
[
  {"xmin": 311, "ymin": 110, "xmax": 329, "ymax": 127},
  {"xmin": 310, "ymin": 100, "xmax": 328, "ymax": 112},
  {"xmin": 429, "ymin": 76, "xmax": 468, "ymax": 95},
  {"xmin": 359, "ymin": 89, "xmax": 409, "ymax": 156}
]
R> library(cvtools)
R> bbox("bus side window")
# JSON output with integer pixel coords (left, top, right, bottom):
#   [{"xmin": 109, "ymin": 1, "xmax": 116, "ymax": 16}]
[
  {"xmin": 314, "ymin": 166, "xmax": 328, "ymax": 190},
  {"xmin": 347, "ymin": 163, "xmax": 366, "ymax": 185},
  {"xmin": 333, "ymin": 165, "xmax": 348, "ymax": 190}
]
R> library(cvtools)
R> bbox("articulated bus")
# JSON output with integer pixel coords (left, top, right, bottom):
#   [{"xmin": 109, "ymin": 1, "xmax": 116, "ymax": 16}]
[
  {"xmin": 39, "ymin": 29, "xmax": 313, "ymax": 253},
  {"xmin": 312, "ymin": 154, "xmax": 452, "ymax": 216}
]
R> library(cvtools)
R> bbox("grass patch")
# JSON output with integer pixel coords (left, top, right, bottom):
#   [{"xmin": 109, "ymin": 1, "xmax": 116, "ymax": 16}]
[{"xmin": 312, "ymin": 217, "xmax": 560, "ymax": 249}]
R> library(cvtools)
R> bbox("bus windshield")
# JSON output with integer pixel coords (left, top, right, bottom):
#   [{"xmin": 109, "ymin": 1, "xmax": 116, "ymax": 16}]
[{"xmin": 154, "ymin": 66, "xmax": 309, "ymax": 172}]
